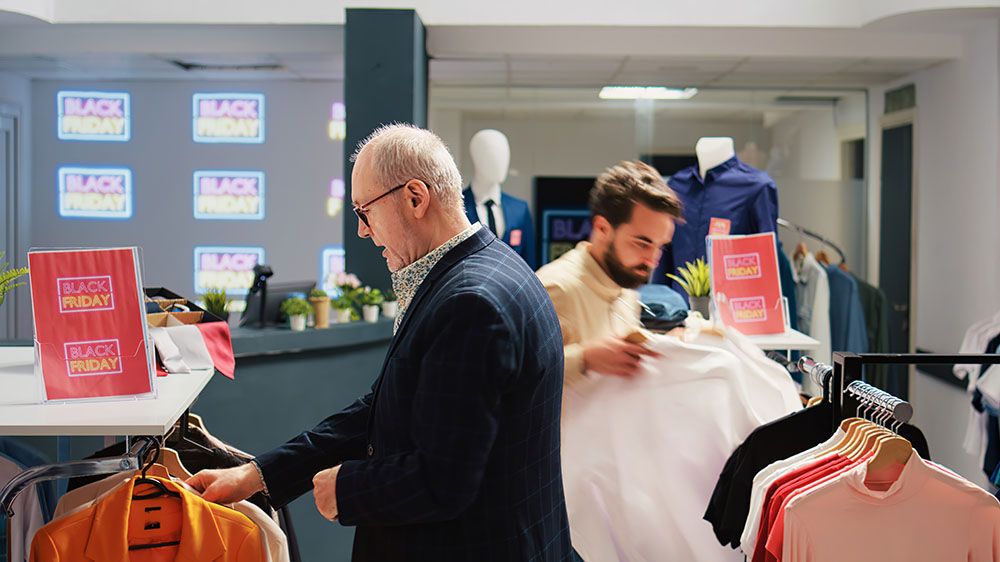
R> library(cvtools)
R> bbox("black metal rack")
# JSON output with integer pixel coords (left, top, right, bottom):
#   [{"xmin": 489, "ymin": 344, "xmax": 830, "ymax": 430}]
[{"xmin": 798, "ymin": 352, "xmax": 1000, "ymax": 431}]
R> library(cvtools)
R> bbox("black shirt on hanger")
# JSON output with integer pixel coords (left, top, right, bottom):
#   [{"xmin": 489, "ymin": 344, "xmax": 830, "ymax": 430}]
[{"xmin": 703, "ymin": 401, "xmax": 930, "ymax": 549}]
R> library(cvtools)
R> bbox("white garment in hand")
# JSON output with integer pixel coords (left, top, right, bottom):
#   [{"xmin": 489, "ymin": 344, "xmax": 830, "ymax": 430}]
[{"xmin": 561, "ymin": 333, "xmax": 800, "ymax": 562}]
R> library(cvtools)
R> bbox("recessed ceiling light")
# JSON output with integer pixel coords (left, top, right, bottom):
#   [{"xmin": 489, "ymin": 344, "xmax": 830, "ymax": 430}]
[{"xmin": 598, "ymin": 86, "xmax": 699, "ymax": 100}]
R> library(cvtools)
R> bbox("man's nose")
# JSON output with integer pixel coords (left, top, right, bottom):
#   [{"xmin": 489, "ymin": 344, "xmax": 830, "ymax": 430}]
[{"xmin": 357, "ymin": 216, "xmax": 371, "ymax": 239}]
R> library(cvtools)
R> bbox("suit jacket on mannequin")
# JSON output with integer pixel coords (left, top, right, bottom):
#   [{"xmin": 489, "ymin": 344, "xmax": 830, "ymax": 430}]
[
  {"xmin": 462, "ymin": 188, "xmax": 537, "ymax": 269},
  {"xmin": 253, "ymin": 228, "xmax": 570, "ymax": 561}
]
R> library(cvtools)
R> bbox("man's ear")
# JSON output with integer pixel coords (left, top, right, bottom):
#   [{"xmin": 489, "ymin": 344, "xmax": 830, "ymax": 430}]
[
  {"xmin": 591, "ymin": 215, "xmax": 612, "ymax": 242},
  {"xmin": 405, "ymin": 180, "xmax": 431, "ymax": 219}
]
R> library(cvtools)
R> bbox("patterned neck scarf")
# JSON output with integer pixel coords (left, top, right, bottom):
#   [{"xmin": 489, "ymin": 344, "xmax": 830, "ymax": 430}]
[{"xmin": 390, "ymin": 223, "xmax": 481, "ymax": 334}]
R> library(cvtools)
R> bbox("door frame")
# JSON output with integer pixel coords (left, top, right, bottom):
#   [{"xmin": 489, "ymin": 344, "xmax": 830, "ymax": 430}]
[
  {"xmin": 878, "ymin": 107, "xmax": 918, "ymax": 386},
  {"xmin": 0, "ymin": 101, "xmax": 24, "ymax": 340}
]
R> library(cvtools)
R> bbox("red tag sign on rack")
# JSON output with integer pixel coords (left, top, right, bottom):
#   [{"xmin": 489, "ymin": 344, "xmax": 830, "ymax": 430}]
[
  {"xmin": 708, "ymin": 232, "xmax": 786, "ymax": 335},
  {"xmin": 28, "ymin": 248, "xmax": 154, "ymax": 401}
]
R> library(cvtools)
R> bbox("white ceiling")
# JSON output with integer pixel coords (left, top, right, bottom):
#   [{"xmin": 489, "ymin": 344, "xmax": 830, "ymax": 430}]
[{"xmin": 0, "ymin": 17, "xmax": 955, "ymax": 122}]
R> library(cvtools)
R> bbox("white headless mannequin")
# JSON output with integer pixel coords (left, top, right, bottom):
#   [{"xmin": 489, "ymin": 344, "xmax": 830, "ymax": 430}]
[
  {"xmin": 695, "ymin": 137, "xmax": 736, "ymax": 180},
  {"xmin": 469, "ymin": 129, "xmax": 510, "ymax": 237}
]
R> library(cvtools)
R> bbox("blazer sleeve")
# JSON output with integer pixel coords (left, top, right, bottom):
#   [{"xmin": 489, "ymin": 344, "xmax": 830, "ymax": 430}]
[
  {"xmin": 253, "ymin": 392, "xmax": 373, "ymax": 509},
  {"xmin": 335, "ymin": 290, "xmax": 516, "ymax": 526}
]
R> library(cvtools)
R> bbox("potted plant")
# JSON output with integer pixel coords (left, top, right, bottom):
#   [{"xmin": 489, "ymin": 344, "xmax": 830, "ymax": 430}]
[
  {"xmin": 381, "ymin": 289, "xmax": 398, "ymax": 319},
  {"xmin": 358, "ymin": 287, "xmax": 384, "ymax": 323},
  {"xmin": 332, "ymin": 292, "xmax": 354, "ymax": 323},
  {"xmin": 202, "ymin": 287, "xmax": 229, "ymax": 321},
  {"xmin": 279, "ymin": 297, "xmax": 312, "ymax": 331},
  {"xmin": 308, "ymin": 288, "xmax": 331, "ymax": 329},
  {"xmin": 332, "ymin": 272, "xmax": 362, "ymax": 323},
  {"xmin": 0, "ymin": 251, "xmax": 29, "ymax": 309},
  {"xmin": 666, "ymin": 258, "xmax": 712, "ymax": 319}
]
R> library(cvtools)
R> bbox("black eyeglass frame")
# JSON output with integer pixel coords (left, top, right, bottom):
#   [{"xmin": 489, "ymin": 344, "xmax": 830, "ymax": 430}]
[{"xmin": 352, "ymin": 182, "xmax": 408, "ymax": 227}]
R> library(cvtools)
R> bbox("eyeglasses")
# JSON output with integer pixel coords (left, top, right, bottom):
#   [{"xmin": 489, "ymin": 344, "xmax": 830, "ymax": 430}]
[{"xmin": 353, "ymin": 183, "xmax": 407, "ymax": 227}]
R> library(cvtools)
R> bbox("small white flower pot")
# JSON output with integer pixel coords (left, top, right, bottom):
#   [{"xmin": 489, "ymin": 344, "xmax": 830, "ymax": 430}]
[
  {"xmin": 289, "ymin": 314, "xmax": 307, "ymax": 332},
  {"xmin": 335, "ymin": 308, "xmax": 352, "ymax": 323},
  {"xmin": 382, "ymin": 300, "xmax": 398, "ymax": 318},
  {"xmin": 362, "ymin": 304, "xmax": 380, "ymax": 323}
]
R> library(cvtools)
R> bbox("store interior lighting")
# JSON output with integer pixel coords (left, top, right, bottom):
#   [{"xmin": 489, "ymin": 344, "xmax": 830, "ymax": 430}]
[{"xmin": 598, "ymin": 86, "xmax": 699, "ymax": 100}]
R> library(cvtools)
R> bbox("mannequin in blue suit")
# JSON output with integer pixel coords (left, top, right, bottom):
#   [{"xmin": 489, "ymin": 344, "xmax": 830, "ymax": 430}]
[{"xmin": 462, "ymin": 129, "xmax": 537, "ymax": 269}]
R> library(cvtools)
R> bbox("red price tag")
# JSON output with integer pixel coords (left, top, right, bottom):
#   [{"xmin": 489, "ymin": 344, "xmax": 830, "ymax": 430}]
[{"xmin": 709, "ymin": 217, "xmax": 731, "ymax": 236}]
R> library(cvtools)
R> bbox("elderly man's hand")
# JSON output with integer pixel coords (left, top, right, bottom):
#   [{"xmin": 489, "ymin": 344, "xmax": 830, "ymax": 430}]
[
  {"xmin": 186, "ymin": 463, "xmax": 262, "ymax": 505},
  {"xmin": 582, "ymin": 335, "xmax": 660, "ymax": 378},
  {"xmin": 313, "ymin": 465, "xmax": 341, "ymax": 522}
]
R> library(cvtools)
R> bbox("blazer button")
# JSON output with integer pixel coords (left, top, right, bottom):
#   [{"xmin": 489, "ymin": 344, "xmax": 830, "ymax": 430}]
[{"xmin": 367, "ymin": 444, "xmax": 374, "ymax": 457}]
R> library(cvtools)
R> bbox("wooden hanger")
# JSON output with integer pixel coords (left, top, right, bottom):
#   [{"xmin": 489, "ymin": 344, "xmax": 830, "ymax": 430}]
[
  {"xmin": 819, "ymin": 418, "xmax": 866, "ymax": 458},
  {"xmin": 793, "ymin": 242, "xmax": 808, "ymax": 261},
  {"xmin": 867, "ymin": 436, "xmax": 913, "ymax": 473},
  {"xmin": 187, "ymin": 412, "xmax": 206, "ymax": 430},
  {"xmin": 814, "ymin": 250, "xmax": 831, "ymax": 266},
  {"xmin": 157, "ymin": 447, "xmax": 193, "ymax": 480}
]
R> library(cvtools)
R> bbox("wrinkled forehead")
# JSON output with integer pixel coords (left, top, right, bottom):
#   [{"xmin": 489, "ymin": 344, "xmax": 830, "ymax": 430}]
[{"xmin": 351, "ymin": 151, "xmax": 377, "ymax": 205}]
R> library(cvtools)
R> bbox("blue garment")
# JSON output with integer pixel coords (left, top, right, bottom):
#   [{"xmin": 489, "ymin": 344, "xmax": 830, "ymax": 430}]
[
  {"xmin": 0, "ymin": 438, "xmax": 56, "ymax": 521},
  {"xmin": 777, "ymin": 242, "xmax": 798, "ymax": 333},
  {"xmin": 462, "ymin": 188, "xmax": 537, "ymax": 269},
  {"xmin": 824, "ymin": 264, "xmax": 868, "ymax": 355},
  {"xmin": 254, "ymin": 228, "xmax": 571, "ymax": 561},
  {"xmin": 637, "ymin": 283, "xmax": 689, "ymax": 322},
  {"xmin": 654, "ymin": 156, "xmax": 779, "ymax": 294}
]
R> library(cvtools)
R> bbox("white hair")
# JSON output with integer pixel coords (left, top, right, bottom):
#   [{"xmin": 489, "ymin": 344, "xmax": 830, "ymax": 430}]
[{"xmin": 351, "ymin": 123, "xmax": 464, "ymax": 213}]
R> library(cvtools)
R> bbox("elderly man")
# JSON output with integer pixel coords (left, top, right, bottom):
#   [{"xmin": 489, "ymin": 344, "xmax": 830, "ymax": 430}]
[{"xmin": 188, "ymin": 124, "xmax": 571, "ymax": 560}]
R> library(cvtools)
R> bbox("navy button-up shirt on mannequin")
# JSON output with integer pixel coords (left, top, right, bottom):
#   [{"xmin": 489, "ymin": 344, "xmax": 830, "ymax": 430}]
[{"xmin": 654, "ymin": 156, "xmax": 779, "ymax": 297}]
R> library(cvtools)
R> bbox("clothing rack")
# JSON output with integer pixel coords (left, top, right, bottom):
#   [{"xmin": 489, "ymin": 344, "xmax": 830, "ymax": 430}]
[
  {"xmin": 776, "ymin": 217, "xmax": 847, "ymax": 264},
  {"xmin": 798, "ymin": 352, "xmax": 1000, "ymax": 431},
  {"xmin": 0, "ymin": 435, "xmax": 158, "ymax": 518}
]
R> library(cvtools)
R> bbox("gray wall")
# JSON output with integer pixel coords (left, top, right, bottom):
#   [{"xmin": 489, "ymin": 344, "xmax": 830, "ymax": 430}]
[{"xmin": 29, "ymin": 79, "xmax": 345, "ymax": 324}]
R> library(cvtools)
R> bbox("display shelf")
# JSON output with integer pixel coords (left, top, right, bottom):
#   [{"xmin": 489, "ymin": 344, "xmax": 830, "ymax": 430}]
[
  {"xmin": 0, "ymin": 346, "xmax": 212, "ymax": 436},
  {"xmin": 745, "ymin": 328, "xmax": 821, "ymax": 351}
]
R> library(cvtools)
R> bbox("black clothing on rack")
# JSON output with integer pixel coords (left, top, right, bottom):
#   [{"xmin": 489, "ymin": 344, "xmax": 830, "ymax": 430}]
[{"xmin": 703, "ymin": 401, "xmax": 930, "ymax": 549}]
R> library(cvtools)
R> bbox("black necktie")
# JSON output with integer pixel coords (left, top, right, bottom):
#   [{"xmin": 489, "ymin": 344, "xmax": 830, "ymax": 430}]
[{"xmin": 484, "ymin": 199, "xmax": 498, "ymax": 236}]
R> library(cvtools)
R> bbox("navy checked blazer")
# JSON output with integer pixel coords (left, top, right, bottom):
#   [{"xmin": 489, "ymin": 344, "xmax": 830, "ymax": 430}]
[{"xmin": 254, "ymin": 228, "xmax": 572, "ymax": 561}]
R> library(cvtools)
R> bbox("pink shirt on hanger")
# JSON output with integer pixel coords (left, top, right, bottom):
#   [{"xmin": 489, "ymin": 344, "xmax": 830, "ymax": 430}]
[{"xmin": 782, "ymin": 454, "xmax": 1000, "ymax": 562}]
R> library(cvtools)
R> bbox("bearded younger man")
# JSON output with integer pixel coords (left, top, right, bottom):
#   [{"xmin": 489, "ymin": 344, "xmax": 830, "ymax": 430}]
[{"xmin": 536, "ymin": 160, "xmax": 683, "ymax": 393}]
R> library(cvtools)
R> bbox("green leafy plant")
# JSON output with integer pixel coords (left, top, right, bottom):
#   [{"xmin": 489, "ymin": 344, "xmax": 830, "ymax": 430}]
[
  {"xmin": 279, "ymin": 297, "xmax": 312, "ymax": 318},
  {"xmin": 0, "ymin": 252, "xmax": 29, "ymax": 308},
  {"xmin": 202, "ymin": 288, "xmax": 229, "ymax": 316},
  {"xmin": 308, "ymin": 288, "xmax": 329, "ymax": 299},
  {"xmin": 666, "ymin": 258, "xmax": 711, "ymax": 297},
  {"xmin": 383, "ymin": 289, "xmax": 397, "ymax": 302},
  {"xmin": 358, "ymin": 287, "xmax": 384, "ymax": 306}
]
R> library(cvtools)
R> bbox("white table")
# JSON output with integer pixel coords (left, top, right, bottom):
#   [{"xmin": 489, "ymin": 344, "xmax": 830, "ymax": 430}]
[
  {"xmin": 745, "ymin": 328, "xmax": 821, "ymax": 352},
  {"xmin": 0, "ymin": 346, "xmax": 213, "ymax": 436}
]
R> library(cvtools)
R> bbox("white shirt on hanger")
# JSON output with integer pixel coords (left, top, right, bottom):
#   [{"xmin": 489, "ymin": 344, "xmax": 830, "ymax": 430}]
[
  {"xmin": 793, "ymin": 252, "xmax": 831, "ymax": 395},
  {"xmin": 1, "ymin": 455, "xmax": 45, "ymax": 562},
  {"xmin": 739, "ymin": 427, "xmax": 846, "ymax": 554}
]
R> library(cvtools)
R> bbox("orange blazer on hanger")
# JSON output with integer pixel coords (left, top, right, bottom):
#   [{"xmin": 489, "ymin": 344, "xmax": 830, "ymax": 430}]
[{"xmin": 30, "ymin": 475, "xmax": 265, "ymax": 561}]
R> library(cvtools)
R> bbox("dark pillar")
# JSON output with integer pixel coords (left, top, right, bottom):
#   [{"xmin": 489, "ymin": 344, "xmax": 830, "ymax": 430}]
[{"xmin": 343, "ymin": 8, "xmax": 428, "ymax": 291}]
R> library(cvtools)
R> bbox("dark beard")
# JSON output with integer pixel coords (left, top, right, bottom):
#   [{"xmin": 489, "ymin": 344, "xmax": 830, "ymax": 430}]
[{"xmin": 603, "ymin": 245, "xmax": 652, "ymax": 289}]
